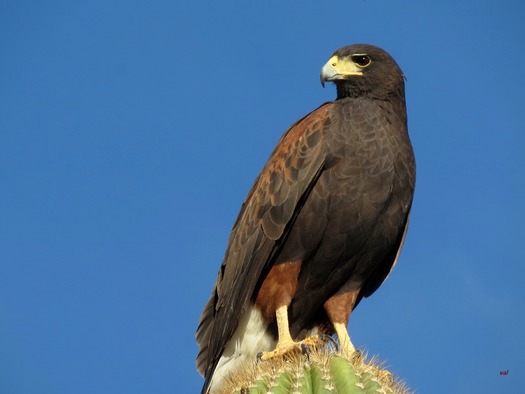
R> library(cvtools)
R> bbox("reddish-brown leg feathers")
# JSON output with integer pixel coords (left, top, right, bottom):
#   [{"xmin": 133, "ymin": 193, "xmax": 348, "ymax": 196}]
[{"xmin": 255, "ymin": 261, "xmax": 302, "ymax": 322}]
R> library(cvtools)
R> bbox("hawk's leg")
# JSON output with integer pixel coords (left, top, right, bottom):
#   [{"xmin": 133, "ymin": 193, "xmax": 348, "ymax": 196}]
[
  {"xmin": 324, "ymin": 289, "xmax": 359, "ymax": 357},
  {"xmin": 332, "ymin": 322, "xmax": 355, "ymax": 355},
  {"xmin": 255, "ymin": 260, "xmax": 324, "ymax": 361}
]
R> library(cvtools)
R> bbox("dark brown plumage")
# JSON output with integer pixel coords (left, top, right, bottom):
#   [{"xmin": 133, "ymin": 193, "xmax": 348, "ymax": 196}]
[{"xmin": 196, "ymin": 44, "xmax": 416, "ymax": 394}]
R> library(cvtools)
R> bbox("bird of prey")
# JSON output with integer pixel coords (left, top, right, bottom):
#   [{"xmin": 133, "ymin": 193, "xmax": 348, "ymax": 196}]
[{"xmin": 196, "ymin": 44, "xmax": 416, "ymax": 394}]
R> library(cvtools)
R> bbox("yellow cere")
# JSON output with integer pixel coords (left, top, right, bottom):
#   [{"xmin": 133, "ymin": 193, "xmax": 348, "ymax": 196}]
[{"xmin": 327, "ymin": 55, "xmax": 363, "ymax": 76}]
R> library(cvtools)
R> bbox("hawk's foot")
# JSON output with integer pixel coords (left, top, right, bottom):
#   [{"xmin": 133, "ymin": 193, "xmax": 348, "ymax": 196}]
[{"xmin": 257, "ymin": 335, "xmax": 327, "ymax": 362}]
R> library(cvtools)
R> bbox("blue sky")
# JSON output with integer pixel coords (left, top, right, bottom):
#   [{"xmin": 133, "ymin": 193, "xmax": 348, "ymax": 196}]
[{"xmin": 1, "ymin": 1, "xmax": 524, "ymax": 393}]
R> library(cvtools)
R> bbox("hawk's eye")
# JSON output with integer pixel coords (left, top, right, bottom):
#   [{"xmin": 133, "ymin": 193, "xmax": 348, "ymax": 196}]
[{"xmin": 352, "ymin": 55, "xmax": 371, "ymax": 68}]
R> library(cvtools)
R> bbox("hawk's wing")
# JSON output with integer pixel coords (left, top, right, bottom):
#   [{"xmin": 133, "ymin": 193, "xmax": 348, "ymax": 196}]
[{"xmin": 196, "ymin": 102, "xmax": 334, "ymax": 387}]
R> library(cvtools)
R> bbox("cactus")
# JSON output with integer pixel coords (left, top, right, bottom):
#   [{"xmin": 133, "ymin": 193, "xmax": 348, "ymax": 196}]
[{"xmin": 219, "ymin": 348, "xmax": 410, "ymax": 394}]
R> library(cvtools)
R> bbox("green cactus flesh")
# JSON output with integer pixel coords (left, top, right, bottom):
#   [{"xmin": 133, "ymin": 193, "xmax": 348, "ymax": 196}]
[{"xmin": 221, "ymin": 349, "xmax": 410, "ymax": 394}]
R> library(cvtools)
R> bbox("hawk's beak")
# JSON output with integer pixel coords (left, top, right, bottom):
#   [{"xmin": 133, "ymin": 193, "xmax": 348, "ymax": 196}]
[{"xmin": 320, "ymin": 61, "xmax": 338, "ymax": 88}]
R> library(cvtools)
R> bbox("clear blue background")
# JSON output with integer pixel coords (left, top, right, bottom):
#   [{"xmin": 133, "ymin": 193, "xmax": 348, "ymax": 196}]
[{"xmin": 1, "ymin": 1, "xmax": 523, "ymax": 393}]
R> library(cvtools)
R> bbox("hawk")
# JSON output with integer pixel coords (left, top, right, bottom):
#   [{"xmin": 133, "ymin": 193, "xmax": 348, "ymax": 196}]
[{"xmin": 196, "ymin": 44, "xmax": 416, "ymax": 394}]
